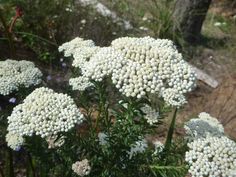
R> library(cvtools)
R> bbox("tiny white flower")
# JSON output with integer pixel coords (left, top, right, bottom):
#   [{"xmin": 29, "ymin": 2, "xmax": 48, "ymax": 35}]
[
  {"xmin": 81, "ymin": 19, "xmax": 86, "ymax": 24},
  {"xmin": 128, "ymin": 138, "xmax": 148, "ymax": 159},
  {"xmin": 141, "ymin": 105, "xmax": 159, "ymax": 125},
  {"xmin": 72, "ymin": 159, "xmax": 91, "ymax": 176},
  {"xmin": 98, "ymin": 132, "xmax": 108, "ymax": 146}
]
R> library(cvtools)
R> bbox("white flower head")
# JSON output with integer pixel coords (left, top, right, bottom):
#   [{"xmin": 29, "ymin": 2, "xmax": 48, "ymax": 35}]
[
  {"xmin": 110, "ymin": 37, "xmax": 196, "ymax": 105},
  {"xmin": 7, "ymin": 87, "xmax": 84, "ymax": 138},
  {"xmin": 184, "ymin": 112, "xmax": 224, "ymax": 141},
  {"xmin": 70, "ymin": 47, "xmax": 122, "ymax": 89},
  {"xmin": 81, "ymin": 47, "xmax": 124, "ymax": 82},
  {"xmin": 128, "ymin": 138, "xmax": 148, "ymax": 159},
  {"xmin": 6, "ymin": 132, "xmax": 24, "ymax": 151},
  {"xmin": 72, "ymin": 46, "xmax": 100, "ymax": 68},
  {"xmin": 62, "ymin": 36, "xmax": 196, "ymax": 107},
  {"xmin": 72, "ymin": 159, "xmax": 91, "ymax": 176},
  {"xmin": 69, "ymin": 76, "xmax": 93, "ymax": 91},
  {"xmin": 0, "ymin": 59, "xmax": 42, "ymax": 95},
  {"xmin": 161, "ymin": 88, "xmax": 187, "ymax": 107},
  {"xmin": 58, "ymin": 37, "xmax": 95, "ymax": 57},
  {"xmin": 98, "ymin": 132, "xmax": 108, "ymax": 146},
  {"xmin": 153, "ymin": 140, "xmax": 164, "ymax": 155},
  {"xmin": 185, "ymin": 136, "xmax": 236, "ymax": 177},
  {"xmin": 141, "ymin": 105, "xmax": 159, "ymax": 125}
]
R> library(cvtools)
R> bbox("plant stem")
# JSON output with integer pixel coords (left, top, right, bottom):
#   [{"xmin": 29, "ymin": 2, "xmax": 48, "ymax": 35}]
[
  {"xmin": 0, "ymin": 9, "xmax": 15, "ymax": 57},
  {"xmin": 150, "ymin": 165, "xmax": 186, "ymax": 170},
  {"xmin": 164, "ymin": 108, "xmax": 178, "ymax": 152},
  {"xmin": 15, "ymin": 32, "xmax": 58, "ymax": 47},
  {"xmin": 6, "ymin": 149, "xmax": 14, "ymax": 177},
  {"xmin": 95, "ymin": 82, "xmax": 109, "ymax": 132},
  {"xmin": 0, "ymin": 37, "xmax": 8, "ymax": 40},
  {"xmin": 27, "ymin": 152, "xmax": 36, "ymax": 177},
  {"xmin": 0, "ymin": 166, "xmax": 5, "ymax": 177}
]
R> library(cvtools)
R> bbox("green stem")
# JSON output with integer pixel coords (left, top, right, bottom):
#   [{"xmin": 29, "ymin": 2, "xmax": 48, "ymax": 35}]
[
  {"xmin": 0, "ymin": 166, "xmax": 5, "ymax": 177},
  {"xmin": 95, "ymin": 82, "xmax": 109, "ymax": 131},
  {"xmin": 164, "ymin": 108, "xmax": 178, "ymax": 152},
  {"xmin": 0, "ymin": 9, "xmax": 15, "ymax": 57},
  {"xmin": 15, "ymin": 32, "xmax": 58, "ymax": 47},
  {"xmin": 27, "ymin": 152, "xmax": 36, "ymax": 177},
  {"xmin": 150, "ymin": 165, "xmax": 186, "ymax": 170},
  {"xmin": 6, "ymin": 149, "xmax": 14, "ymax": 177},
  {"xmin": 0, "ymin": 37, "xmax": 8, "ymax": 40}
]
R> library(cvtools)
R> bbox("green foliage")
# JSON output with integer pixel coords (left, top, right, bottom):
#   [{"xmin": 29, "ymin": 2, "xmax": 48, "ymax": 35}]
[
  {"xmin": 0, "ymin": 77, "xmax": 188, "ymax": 176},
  {"xmin": 0, "ymin": 0, "xmax": 129, "ymax": 62},
  {"xmin": 146, "ymin": 0, "xmax": 174, "ymax": 38},
  {"xmin": 0, "ymin": 0, "xmax": 73, "ymax": 61},
  {"xmin": 150, "ymin": 165, "xmax": 187, "ymax": 177}
]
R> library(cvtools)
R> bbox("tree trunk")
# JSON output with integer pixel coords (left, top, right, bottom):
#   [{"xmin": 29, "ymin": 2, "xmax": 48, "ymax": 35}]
[{"xmin": 173, "ymin": 0, "xmax": 212, "ymax": 43}]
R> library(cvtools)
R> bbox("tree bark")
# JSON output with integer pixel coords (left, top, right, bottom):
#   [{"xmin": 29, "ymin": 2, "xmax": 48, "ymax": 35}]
[{"xmin": 173, "ymin": 0, "xmax": 212, "ymax": 43}]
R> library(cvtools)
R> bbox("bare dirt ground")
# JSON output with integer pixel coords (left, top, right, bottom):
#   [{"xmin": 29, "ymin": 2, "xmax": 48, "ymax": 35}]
[
  {"xmin": 178, "ymin": 49, "xmax": 236, "ymax": 139},
  {"xmin": 176, "ymin": 1, "xmax": 236, "ymax": 140}
]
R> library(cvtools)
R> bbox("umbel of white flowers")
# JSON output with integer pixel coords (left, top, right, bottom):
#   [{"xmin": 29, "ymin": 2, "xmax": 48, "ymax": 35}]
[
  {"xmin": 7, "ymin": 87, "xmax": 84, "ymax": 138},
  {"xmin": 128, "ymin": 138, "xmax": 148, "ymax": 159},
  {"xmin": 184, "ymin": 112, "xmax": 224, "ymax": 141},
  {"xmin": 5, "ymin": 132, "xmax": 24, "ymax": 151},
  {"xmin": 185, "ymin": 136, "xmax": 236, "ymax": 177},
  {"xmin": 59, "ymin": 36, "xmax": 196, "ymax": 107},
  {"xmin": 185, "ymin": 112, "xmax": 236, "ymax": 177},
  {"xmin": 72, "ymin": 159, "xmax": 91, "ymax": 176},
  {"xmin": 141, "ymin": 104, "xmax": 160, "ymax": 125},
  {"xmin": 0, "ymin": 59, "xmax": 42, "ymax": 95}
]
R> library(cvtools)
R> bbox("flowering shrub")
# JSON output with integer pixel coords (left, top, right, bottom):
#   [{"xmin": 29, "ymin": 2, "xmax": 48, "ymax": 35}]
[{"xmin": 1, "ymin": 36, "xmax": 235, "ymax": 177}]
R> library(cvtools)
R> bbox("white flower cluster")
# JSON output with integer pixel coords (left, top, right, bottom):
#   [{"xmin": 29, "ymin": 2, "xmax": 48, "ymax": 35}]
[
  {"xmin": 61, "ymin": 36, "xmax": 196, "ymax": 106},
  {"xmin": 5, "ymin": 132, "xmax": 24, "ymax": 151},
  {"xmin": 69, "ymin": 76, "xmax": 94, "ymax": 91},
  {"xmin": 110, "ymin": 37, "xmax": 196, "ymax": 106},
  {"xmin": 141, "ymin": 105, "xmax": 159, "ymax": 125},
  {"xmin": 72, "ymin": 159, "xmax": 91, "ymax": 176},
  {"xmin": 153, "ymin": 140, "xmax": 164, "ymax": 155},
  {"xmin": 58, "ymin": 37, "xmax": 95, "ymax": 57},
  {"xmin": 81, "ymin": 47, "xmax": 123, "ymax": 82},
  {"xmin": 58, "ymin": 38, "xmax": 99, "ymax": 68},
  {"xmin": 0, "ymin": 59, "xmax": 42, "ymax": 95},
  {"xmin": 161, "ymin": 88, "xmax": 187, "ymax": 107},
  {"xmin": 128, "ymin": 138, "xmax": 148, "ymax": 159},
  {"xmin": 58, "ymin": 37, "xmax": 101, "ymax": 91},
  {"xmin": 46, "ymin": 135, "xmax": 65, "ymax": 149},
  {"xmin": 72, "ymin": 46, "xmax": 100, "ymax": 68},
  {"xmin": 7, "ymin": 87, "xmax": 84, "ymax": 138},
  {"xmin": 185, "ymin": 136, "xmax": 236, "ymax": 177},
  {"xmin": 184, "ymin": 112, "xmax": 224, "ymax": 141},
  {"xmin": 98, "ymin": 132, "xmax": 108, "ymax": 146}
]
